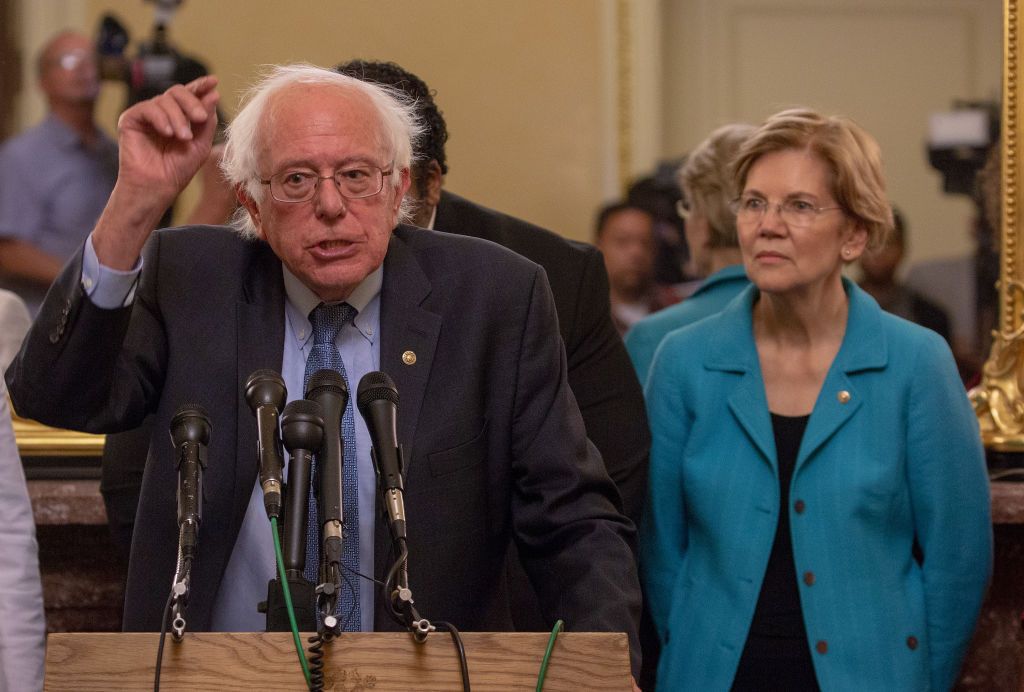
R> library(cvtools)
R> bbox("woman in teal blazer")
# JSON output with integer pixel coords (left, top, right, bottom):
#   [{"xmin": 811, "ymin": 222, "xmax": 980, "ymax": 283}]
[{"xmin": 641, "ymin": 109, "xmax": 992, "ymax": 691}]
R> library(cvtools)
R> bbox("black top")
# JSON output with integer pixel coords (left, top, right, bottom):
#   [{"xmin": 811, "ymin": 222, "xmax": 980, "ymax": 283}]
[{"xmin": 732, "ymin": 412, "xmax": 820, "ymax": 691}]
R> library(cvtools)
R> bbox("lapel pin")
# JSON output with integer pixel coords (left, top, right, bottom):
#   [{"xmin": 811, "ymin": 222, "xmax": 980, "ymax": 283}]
[
  {"xmin": 837, "ymin": 390, "xmax": 851, "ymax": 404},
  {"xmin": 402, "ymin": 350, "xmax": 417, "ymax": 365}
]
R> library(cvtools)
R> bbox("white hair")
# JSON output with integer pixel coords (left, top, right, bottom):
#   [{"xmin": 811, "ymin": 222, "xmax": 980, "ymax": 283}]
[{"xmin": 221, "ymin": 63, "xmax": 423, "ymax": 239}]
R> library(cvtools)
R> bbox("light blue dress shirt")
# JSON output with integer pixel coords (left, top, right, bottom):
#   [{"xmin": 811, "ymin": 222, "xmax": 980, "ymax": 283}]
[
  {"xmin": 0, "ymin": 115, "xmax": 117, "ymax": 314},
  {"xmin": 82, "ymin": 235, "xmax": 379, "ymax": 632}
]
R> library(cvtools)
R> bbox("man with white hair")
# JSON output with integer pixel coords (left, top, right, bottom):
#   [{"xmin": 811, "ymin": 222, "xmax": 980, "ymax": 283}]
[{"xmin": 7, "ymin": 65, "xmax": 641, "ymax": 673}]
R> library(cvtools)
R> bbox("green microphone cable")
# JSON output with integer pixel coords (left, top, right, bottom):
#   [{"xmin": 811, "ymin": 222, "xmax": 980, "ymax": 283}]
[
  {"xmin": 535, "ymin": 618, "xmax": 564, "ymax": 692},
  {"xmin": 271, "ymin": 516, "xmax": 312, "ymax": 688}
]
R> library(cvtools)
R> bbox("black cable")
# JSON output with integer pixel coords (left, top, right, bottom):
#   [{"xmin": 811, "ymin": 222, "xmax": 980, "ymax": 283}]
[
  {"xmin": 306, "ymin": 630, "xmax": 327, "ymax": 692},
  {"xmin": 434, "ymin": 621, "xmax": 470, "ymax": 692},
  {"xmin": 382, "ymin": 541, "xmax": 409, "ymax": 626},
  {"xmin": 153, "ymin": 588, "xmax": 176, "ymax": 692}
]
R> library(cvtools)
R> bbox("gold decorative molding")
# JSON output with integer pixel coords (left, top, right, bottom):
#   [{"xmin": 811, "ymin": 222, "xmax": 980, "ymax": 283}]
[
  {"xmin": 10, "ymin": 399, "xmax": 104, "ymax": 457},
  {"xmin": 971, "ymin": 0, "xmax": 1024, "ymax": 450},
  {"xmin": 616, "ymin": 0, "xmax": 633, "ymax": 194}
]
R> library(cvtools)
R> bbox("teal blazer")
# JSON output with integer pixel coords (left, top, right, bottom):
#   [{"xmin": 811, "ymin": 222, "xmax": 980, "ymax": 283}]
[
  {"xmin": 625, "ymin": 264, "xmax": 750, "ymax": 386},
  {"xmin": 640, "ymin": 280, "xmax": 992, "ymax": 691}
]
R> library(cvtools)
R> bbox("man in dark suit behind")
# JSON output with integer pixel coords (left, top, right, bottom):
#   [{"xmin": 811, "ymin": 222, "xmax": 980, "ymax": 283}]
[
  {"xmin": 7, "ymin": 65, "xmax": 642, "ymax": 675},
  {"xmin": 334, "ymin": 60, "xmax": 650, "ymax": 524}
]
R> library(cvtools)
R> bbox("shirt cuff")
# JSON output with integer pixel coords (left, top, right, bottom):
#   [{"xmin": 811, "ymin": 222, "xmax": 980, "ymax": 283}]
[{"xmin": 81, "ymin": 234, "xmax": 143, "ymax": 309}]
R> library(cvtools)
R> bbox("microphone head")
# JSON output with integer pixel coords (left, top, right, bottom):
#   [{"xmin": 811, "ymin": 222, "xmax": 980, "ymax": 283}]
[
  {"xmin": 170, "ymin": 403, "xmax": 211, "ymax": 447},
  {"xmin": 357, "ymin": 371, "xmax": 398, "ymax": 413},
  {"xmin": 244, "ymin": 369, "xmax": 287, "ymax": 413},
  {"xmin": 304, "ymin": 368, "xmax": 348, "ymax": 401},
  {"xmin": 280, "ymin": 399, "xmax": 325, "ymax": 452}
]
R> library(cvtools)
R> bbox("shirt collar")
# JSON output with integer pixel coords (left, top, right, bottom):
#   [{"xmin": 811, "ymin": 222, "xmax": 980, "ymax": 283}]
[
  {"xmin": 41, "ymin": 114, "xmax": 83, "ymax": 150},
  {"xmin": 282, "ymin": 263, "xmax": 383, "ymax": 344}
]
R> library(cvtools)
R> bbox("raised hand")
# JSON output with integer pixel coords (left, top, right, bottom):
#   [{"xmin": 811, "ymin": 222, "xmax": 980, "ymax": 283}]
[{"xmin": 93, "ymin": 76, "xmax": 221, "ymax": 270}]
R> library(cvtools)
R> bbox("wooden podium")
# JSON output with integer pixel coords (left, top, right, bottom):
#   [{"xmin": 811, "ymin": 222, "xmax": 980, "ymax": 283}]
[{"xmin": 44, "ymin": 631, "xmax": 632, "ymax": 690}]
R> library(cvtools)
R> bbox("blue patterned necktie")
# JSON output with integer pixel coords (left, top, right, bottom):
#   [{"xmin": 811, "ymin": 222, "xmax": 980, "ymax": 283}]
[{"xmin": 303, "ymin": 302, "xmax": 361, "ymax": 630}]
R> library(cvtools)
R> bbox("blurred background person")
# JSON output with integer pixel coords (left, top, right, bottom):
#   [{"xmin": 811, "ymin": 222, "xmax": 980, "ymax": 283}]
[
  {"xmin": 0, "ymin": 377, "xmax": 45, "ymax": 692},
  {"xmin": 627, "ymin": 163, "xmax": 694, "ymax": 306},
  {"xmin": 641, "ymin": 108, "xmax": 991, "ymax": 691},
  {"xmin": 594, "ymin": 201, "xmax": 667, "ymax": 334},
  {"xmin": 0, "ymin": 290, "xmax": 32, "ymax": 372},
  {"xmin": 857, "ymin": 206, "xmax": 952, "ymax": 344},
  {"xmin": 0, "ymin": 30, "xmax": 116, "ymax": 315},
  {"xmin": 625, "ymin": 123, "xmax": 755, "ymax": 385}
]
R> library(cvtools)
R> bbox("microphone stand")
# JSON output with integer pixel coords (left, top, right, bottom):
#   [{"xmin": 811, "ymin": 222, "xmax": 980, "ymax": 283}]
[
  {"xmin": 169, "ymin": 545, "xmax": 191, "ymax": 641},
  {"xmin": 263, "ymin": 400, "xmax": 323, "ymax": 632}
]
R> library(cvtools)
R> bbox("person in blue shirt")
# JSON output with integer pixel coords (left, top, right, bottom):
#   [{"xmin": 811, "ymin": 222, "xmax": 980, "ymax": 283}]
[
  {"xmin": 641, "ymin": 108, "xmax": 992, "ymax": 691},
  {"xmin": 0, "ymin": 31, "xmax": 117, "ymax": 315},
  {"xmin": 625, "ymin": 123, "xmax": 754, "ymax": 385}
]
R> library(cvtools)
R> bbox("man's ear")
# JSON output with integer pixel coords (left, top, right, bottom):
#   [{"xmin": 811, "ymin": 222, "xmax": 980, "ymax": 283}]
[
  {"xmin": 236, "ymin": 184, "xmax": 264, "ymax": 238},
  {"xmin": 420, "ymin": 159, "xmax": 444, "ymax": 209}
]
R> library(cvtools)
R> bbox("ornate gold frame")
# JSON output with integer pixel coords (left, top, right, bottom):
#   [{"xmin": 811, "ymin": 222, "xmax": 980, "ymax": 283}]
[
  {"xmin": 11, "ymin": 400, "xmax": 104, "ymax": 457},
  {"xmin": 971, "ymin": 0, "xmax": 1024, "ymax": 450}
]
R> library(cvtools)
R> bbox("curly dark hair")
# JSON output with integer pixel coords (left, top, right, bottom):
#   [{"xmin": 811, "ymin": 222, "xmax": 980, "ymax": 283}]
[{"xmin": 334, "ymin": 59, "xmax": 449, "ymax": 183}]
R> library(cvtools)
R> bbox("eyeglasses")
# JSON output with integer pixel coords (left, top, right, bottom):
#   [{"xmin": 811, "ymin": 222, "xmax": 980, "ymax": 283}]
[
  {"xmin": 729, "ymin": 195, "xmax": 843, "ymax": 228},
  {"xmin": 259, "ymin": 165, "xmax": 393, "ymax": 203},
  {"xmin": 47, "ymin": 49, "xmax": 95, "ymax": 72}
]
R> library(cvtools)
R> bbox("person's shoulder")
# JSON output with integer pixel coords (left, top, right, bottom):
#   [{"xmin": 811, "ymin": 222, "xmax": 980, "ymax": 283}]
[
  {"xmin": 437, "ymin": 191, "xmax": 598, "ymax": 266},
  {"xmin": 857, "ymin": 288, "xmax": 952, "ymax": 364},
  {"xmin": 149, "ymin": 224, "xmax": 266, "ymax": 271},
  {"xmin": 0, "ymin": 120, "xmax": 51, "ymax": 161},
  {"xmin": 393, "ymin": 223, "xmax": 542, "ymax": 275},
  {"xmin": 153, "ymin": 223, "xmax": 250, "ymax": 248}
]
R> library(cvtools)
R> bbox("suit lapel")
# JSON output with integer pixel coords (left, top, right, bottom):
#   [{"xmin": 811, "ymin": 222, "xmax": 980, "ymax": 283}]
[
  {"xmin": 379, "ymin": 228, "xmax": 441, "ymax": 453},
  {"xmin": 233, "ymin": 242, "xmax": 286, "ymax": 529},
  {"xmin": 373, "ymin": 228, "xmax": 442, "ymax": 592}
]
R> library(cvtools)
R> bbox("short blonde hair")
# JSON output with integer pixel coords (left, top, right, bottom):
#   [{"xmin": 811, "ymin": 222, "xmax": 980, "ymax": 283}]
[
  {"xmin": 677, "ymin": 123, "xmax": 756, "ymax": 249},
  {"xmin": 733, "ymin": 108, "xmax": 893, "ymax": 250}
]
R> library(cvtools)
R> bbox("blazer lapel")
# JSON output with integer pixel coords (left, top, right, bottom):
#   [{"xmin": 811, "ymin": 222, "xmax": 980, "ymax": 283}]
[
  {"xmin": 374, "ymin": 228, "xmax": 442, "ymax": 591},
  {"xmin": 706, "ymin": 287, "xmax": 778, "ymax": 470},
  {"xmin": 379, "ymin": 228, "xmax": 442, "ymax": 454},
  {"xmin": 796, "ymin": 281, "xmax": 887, "ymax": 471},
  {"xmin": 233, "ymin": 242, "xmax": 286, "ymax": 528}
]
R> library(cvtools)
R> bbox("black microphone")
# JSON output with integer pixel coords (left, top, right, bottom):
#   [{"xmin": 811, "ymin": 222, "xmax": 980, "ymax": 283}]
[
  {"xmin": 169, "ymin": 404, "xmax": 211, "ymax": 561},
  {"xmin": 244, "ymin": 369, "xmax": 287, "ymax": 519},
  {"xmin": 357, "ymin": 371, "xmax": 406, "ymax": 541},
  {"xmin": 305, "ymin": 369, "xmax": 348, "ymax": 574},
  {"xmin": 265, "ymin": 399, "xmax": 324, "ymax": 632},
  {"xmin": 279, "ymin": 399, "xmax": 324, "ymax": 576}
]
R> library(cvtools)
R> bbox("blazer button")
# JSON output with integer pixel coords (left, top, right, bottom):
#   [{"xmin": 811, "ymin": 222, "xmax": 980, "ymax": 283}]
[
  {"xmin": 816, "ymin": 640, "xmax": 828, "ymax": 654},
  {"xmin": 906, "ymin": 636, "xmax": 918, "ymax": 650},
  {"xmin": 803, "ymin": 571, "xmax": 815, "ymax": 586},
  {"xmin": 794, "ymin": 499, "xmax": 806, "ymax": 514}
]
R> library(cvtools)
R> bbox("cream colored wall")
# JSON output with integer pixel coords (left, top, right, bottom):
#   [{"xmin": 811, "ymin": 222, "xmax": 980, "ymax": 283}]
[
  {"xmin": 17, "ymin": 0, "xmax": 617, "ymax": 240},
  {"xmin": 661, "ymin": 0, "xmax": 1003, "ymax": 267},
  {"xmin": 12, "ymin": 0, "xmax": 1003, "ymax": 256}
]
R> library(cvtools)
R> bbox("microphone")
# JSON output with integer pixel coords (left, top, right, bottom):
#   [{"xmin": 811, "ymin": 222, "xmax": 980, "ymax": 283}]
[
  {"xmin": 169, "ymin": 404, "xmax": 211, "ymax": 562},
  {"xmin": 357, "ymin": 371, "xmax": 406, "ymax": 541},
  {"xmin": 244, "ymin": 369, "xmax": 287, "ymax": 519},
  {"xmin": 279, "ymin": 399, "xmax": 324, "ymax": 577},
  {"xmin": 305, "ymin": 369, "xmax": 348, "ymax": 575}
]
